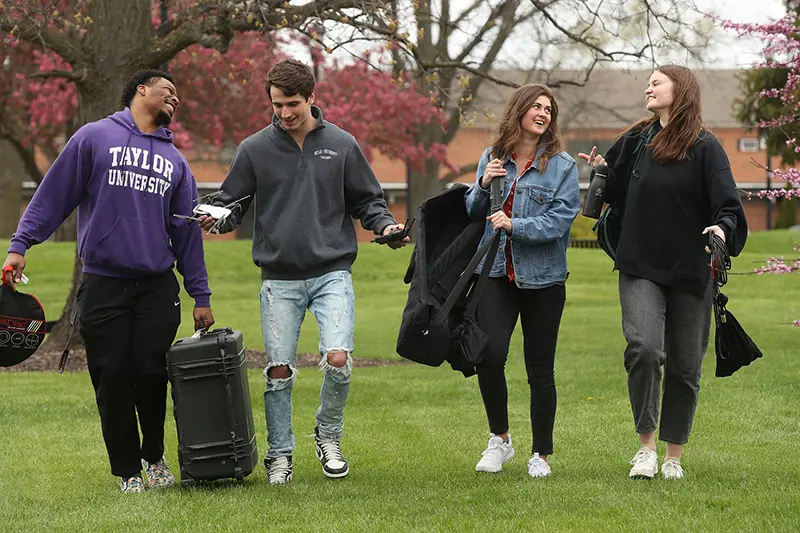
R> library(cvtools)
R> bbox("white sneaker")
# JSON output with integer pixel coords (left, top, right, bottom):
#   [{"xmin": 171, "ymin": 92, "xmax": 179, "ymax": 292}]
[
  {"xmin": 527, "ymin": 453, "xmax": 552, "ymax": 478},
  {"xmin": 265, "ymin": 456, "xmax": 293, "ymax": 485},
  {"xmin": 661, "ymin": 457, "xmax": 685, "ymax": 479},
  {"xmin": 475, "ymin": 434, "xmax": 515, "ymax": 473},
  {"xmin": 628, "ymin": 446, "xmax": 658, "ymax": 479}
]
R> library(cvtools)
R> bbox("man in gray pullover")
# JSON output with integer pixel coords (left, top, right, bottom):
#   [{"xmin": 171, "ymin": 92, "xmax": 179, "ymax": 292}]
[{"xmin": 198, "ymin": 58, "xmax": 407, "ymax": 484}]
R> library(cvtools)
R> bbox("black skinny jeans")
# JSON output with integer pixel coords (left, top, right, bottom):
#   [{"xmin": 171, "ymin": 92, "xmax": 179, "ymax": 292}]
[{"xmin": 475, "ymin": 277, "xmax": 566, "ymax": 456}]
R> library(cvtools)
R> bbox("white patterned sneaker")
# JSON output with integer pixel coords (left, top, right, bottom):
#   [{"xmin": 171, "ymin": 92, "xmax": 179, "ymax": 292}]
[
  {"xmin": 475, "ymin": 434, "xmax": 515, "ymax": 473},
  {"xmin": 120, "ymin": 474, "xmax": 145, "ymax": 493},
  {"xmin": 629, "ymin": 446, "xmax": 658, "ymax": 479},
  {"xmin": 661, "ymin": 457, "xmax": 685, "ymax": 479},
  {"xmin": 142, "ymin": 456, "xmax": 175, "ymax": 488},
  {"xmin": 527, "ymin": 453, "xmax": 552, "ymax": 478}
]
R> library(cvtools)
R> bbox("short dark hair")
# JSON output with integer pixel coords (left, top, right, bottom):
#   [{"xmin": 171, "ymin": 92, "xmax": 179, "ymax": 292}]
[
  {"xmin": 265, "ymin": 59, "xmax": 315, "ymax": 100},
  {"xmin": 120, "ymin": 69, "xmax": 175, "ymax": 109}
]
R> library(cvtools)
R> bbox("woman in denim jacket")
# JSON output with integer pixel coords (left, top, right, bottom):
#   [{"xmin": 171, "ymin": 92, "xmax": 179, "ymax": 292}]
[{"xmin": 464, "ymin": 84, "xmax": 580, "ymax": 478}]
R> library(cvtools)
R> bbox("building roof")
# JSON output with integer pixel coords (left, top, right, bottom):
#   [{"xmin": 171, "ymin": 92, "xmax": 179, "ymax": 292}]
[{"xmin": 470, "ymin": 68, "xmax": 746, "ymax": 130}]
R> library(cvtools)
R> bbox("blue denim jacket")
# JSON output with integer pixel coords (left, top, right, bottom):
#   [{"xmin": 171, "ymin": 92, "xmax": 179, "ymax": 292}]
[{"xmin": 464, "ymin": 146, "xmax": 580, "ymax": 288}]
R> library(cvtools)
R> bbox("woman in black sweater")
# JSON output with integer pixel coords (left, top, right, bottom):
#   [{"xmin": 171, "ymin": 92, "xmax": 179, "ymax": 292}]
[{"xmin": 578, "ymin": 65, "xmax": 747, "ymax": 480}]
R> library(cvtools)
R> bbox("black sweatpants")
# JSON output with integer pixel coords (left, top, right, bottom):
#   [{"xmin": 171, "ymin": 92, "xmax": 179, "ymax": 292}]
[
  {"xmin": 78, "ymin": 270, "xmax": 181, "ymax": 478},
  {"xmin": 475, "ymin": 277, "xmax": 566, "ymax": 456}
]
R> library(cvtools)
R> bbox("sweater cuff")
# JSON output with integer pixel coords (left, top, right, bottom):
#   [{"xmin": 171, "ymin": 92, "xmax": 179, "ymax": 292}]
[
  {"xmin": 7, "ymin": 240, "xmax": 28, "ymax": 256},
  {"xmin": 717, "ymin": 217, "xmax": 735, "ymax": 245},
  {"xmin": 375, "ymin": 217, "xmax": 397, "ymax": 235},
  {"xmin": 193, "ymin": 295, "xmax": 211, "ymax": 308}
]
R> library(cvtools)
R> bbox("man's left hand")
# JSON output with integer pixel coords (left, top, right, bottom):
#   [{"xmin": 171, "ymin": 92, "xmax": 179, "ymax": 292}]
[
  {"xmin": 381, "ymin": 224, "xmax": 410, "ymax": 249},
  {"xmin": 193, "ymin": 306, "xmax": 215, "ymax": 331}
]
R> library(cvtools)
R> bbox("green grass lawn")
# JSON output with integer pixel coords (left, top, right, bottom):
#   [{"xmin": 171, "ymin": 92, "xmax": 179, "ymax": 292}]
[{"xmin": 1, "ymin": 231, "xmax": 799, "ymax": 532}]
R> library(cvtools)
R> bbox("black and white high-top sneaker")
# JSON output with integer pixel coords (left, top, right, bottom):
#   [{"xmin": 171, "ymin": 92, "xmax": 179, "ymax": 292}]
[
  {"xmin": 265, "ymin": 455, "xmax": 293, "ymax": 484},
  {"xmin": 314, "ymin": 427, "xmax": 349, "ymax": 478}
]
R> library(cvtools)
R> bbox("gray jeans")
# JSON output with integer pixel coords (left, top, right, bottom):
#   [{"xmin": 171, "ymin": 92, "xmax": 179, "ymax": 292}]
[{"xmin": 619, "ymin": 273, "xmax": 712, "ymax": 444}]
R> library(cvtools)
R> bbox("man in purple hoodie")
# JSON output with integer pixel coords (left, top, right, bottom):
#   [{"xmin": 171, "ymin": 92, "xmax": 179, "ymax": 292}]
[{"xmin": 2, "ymin": 70, "xmax": 214, "ymax": 493}]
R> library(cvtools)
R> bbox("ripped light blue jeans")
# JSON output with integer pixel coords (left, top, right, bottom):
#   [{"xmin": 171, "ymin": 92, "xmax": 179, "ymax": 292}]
[{"xmin": 259, "ymin": 270, "xmax": 355, "ymax": 459}]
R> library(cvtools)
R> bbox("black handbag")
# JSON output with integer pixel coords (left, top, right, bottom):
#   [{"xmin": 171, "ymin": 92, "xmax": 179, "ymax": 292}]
[{"xmin": 709, "ymin": 233, "xmax": 763, "ymax": 377}]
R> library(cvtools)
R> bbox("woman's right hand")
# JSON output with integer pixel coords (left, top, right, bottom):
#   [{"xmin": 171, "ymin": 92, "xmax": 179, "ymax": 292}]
[
  {"xmin": 577, "ymin": 146, "xmax": 606, "ymax": 169},
  {"xmin": 480, "ymin": 158, "xmax": 507, "ymax": 189}
]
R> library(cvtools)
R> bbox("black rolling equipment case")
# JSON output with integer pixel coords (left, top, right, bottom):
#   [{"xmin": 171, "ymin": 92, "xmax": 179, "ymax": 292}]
[{"xmin": 166, "ymin": 327, "xmax": 259, "ymax": 488}]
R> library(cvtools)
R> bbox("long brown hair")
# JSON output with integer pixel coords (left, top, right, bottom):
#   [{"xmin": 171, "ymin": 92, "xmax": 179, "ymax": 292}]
[
  {"xmin": 490, "ymin": 84, "xmax": 564, "ymax": 172},
  {"xmin": 621, "ymin": 65, "xmax": 706, "ymax": 161}
]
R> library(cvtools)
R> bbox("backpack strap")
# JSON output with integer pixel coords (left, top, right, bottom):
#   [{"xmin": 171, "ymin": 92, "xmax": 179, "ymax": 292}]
[
  {"xmin": 433, "ymin": 228, "xmax": 501, "ymax": 328},
  {"xmin": 616, "ymin": 125, "xmax": 656, "ymax": 208},
  {"xmin": 462, "ymin": 230, "xmax": 502, "ymax": 319},
  {"xmin": 490, "ymin": 177, "xmax": 505, "ymax": 213}
]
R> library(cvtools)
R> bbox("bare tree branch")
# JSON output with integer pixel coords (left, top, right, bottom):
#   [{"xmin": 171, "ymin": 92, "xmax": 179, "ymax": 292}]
[
  {"xmin": 145, "ymin": 0, "xmax": 375, "ymax": 68},
  {"xmin": 443, "ymin": 0, "xmax": 519, "ymax": 143},
  {"xmin": 28, "ymin": 68, "xmax": 88, "ymax": 82},
  {"xmin": 7, "ymin": 138, "xmax": 45, "ymax": 184},
  {"xmin": 441, "ymin": 162, "xmax": 479, "ymax": 183},
  {"xmin": 0, "ymin": 113, "xmax": 45, "ymax": 184},
  {"xmin": 440, "ymin": 0, "xmax": 450, "ymax": 47},
  {"xmin": 0, "ymin": 13, "xmax": 83, "ymax": 64},
  {"xmin": 453, "ymin": 0, "xmax": 492, "ymax": 28},
  {"xmin": 528, "ymin": 0, "xmax": 653, "ymax": 60},
  {"xmin": 419, "ymin": 61, "xmax": 522, "ymax": 88},
  {"xmin": 453, "ymin": 2, "xmax": 514, "ymax": 64}
]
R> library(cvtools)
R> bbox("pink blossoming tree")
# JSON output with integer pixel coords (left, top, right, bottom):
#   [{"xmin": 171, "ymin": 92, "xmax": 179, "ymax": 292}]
[{"xmin": 721, "ymin": 0, "xmax": 800, "ymax": 326}]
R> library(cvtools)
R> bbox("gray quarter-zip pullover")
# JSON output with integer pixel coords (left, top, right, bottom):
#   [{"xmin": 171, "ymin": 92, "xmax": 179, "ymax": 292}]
[{"xmin": 213, "ymin": 106, "xmax": 396, "ymax": 280}]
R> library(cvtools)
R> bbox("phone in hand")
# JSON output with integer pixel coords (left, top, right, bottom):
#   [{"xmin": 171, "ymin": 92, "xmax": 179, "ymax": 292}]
[{"xmin": 372, "ymin": 218, "xmax": 415, "ymax": 244}]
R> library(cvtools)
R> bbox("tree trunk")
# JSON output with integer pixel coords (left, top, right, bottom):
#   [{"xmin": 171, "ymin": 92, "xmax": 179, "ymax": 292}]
[
  {"xmin": 53, "ymin": 212, "xmax": 78, "ymax": 241},
  {"xmin": 0, "ymin": 140, "xmax": 25, "ymax": 238},
  {"xmin": 39, "ymin": 249, "xmax": 83, "ymax": 352},
  {"xmin": 408, "ymin": 158, "xmax": 448, "ymax": 219},
  {"xmin": 407, "ymin": 119, "xmax": 452, "ymax": 219}
]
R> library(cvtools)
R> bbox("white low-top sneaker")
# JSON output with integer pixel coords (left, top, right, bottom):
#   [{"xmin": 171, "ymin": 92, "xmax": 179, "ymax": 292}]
[
  {"xmin": 629, "ymin": 446, "xmax": 658, "ymax": 479},
  {"xmin": 527, "ymin": 453, "xmax": 552, "ymax": 478},
  {"xmin": 661, "ymin": 457, "xmax": 685, "ymax": 479},
  {"xmin": 475, "ymin": 433, "xmax": 515, "ymax": 473}
]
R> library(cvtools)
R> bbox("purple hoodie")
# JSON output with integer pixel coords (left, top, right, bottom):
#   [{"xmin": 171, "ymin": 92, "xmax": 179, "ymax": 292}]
[{"xmin": 8, "ymin": 108, "xmax": 211, "ymax": 307}]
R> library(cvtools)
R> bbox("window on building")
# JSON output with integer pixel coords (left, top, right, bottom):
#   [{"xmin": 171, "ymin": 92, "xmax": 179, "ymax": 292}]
[{"xmin": 738, "ymin": 138, "xmax": 761, "ymax": 153}]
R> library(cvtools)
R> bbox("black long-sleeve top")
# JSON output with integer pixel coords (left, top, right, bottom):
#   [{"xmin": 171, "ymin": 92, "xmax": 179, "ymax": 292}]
[{"xmin": 604, "ymin": 123, "xmax": 748, "ymax": 298}]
